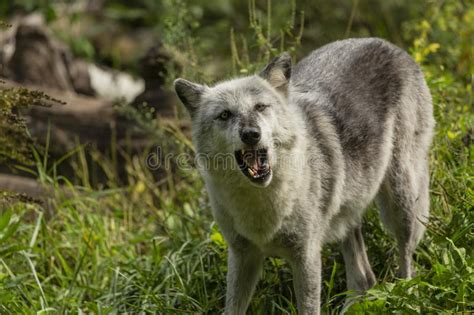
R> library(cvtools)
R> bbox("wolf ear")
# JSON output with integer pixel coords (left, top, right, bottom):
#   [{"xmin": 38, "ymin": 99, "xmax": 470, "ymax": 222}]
[
  {"xmin": 259, "ymin": 52, "xmax": 292, "ymax": 94},
  {"xmin": 174, "ymin": 78, "xmax": 206, "ymax": 114}
]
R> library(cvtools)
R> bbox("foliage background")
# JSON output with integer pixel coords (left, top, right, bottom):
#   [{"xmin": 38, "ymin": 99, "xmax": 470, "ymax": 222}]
[{"xmin": 0, "ymin": 0, "xmax": 472, "ymax": 313}]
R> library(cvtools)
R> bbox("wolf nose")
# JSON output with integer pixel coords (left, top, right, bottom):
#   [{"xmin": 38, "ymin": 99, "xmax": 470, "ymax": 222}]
[{"xmin": 241, "ymin": 127, "xmax": 261, "ymax": 145}]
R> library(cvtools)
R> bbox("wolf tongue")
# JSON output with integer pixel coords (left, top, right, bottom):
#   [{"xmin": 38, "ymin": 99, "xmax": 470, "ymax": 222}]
[{"xmin": 243, "ymin": 150, "xmax": 259, "ymax": 170}]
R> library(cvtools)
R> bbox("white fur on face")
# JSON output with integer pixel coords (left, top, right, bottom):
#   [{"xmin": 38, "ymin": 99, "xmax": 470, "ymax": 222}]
[
  {"xmin": 194, "ymin": 77, "xmax": 288, "ymax": 151},
  {"xmin": 189, "ymin": 75, "xmax": 299, "ymax": 187}
]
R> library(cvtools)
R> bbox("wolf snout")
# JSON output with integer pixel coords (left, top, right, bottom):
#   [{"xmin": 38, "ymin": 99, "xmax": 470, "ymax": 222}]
[{"xmin": 240, "ymin": 126, "xmax": 261, "ymax": 146}]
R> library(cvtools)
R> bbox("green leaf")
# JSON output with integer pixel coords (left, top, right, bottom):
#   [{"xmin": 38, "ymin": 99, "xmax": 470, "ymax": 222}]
[
  {"xmin": 0, "ymin": 210, "xmax": 12, "ymax": 232},
  {"xmin": 0, "ymin": 220, "xmax": 20, "ymax": 243},
  {"xmin": 0, "ymin": 244, "xmax": 28, "ymax": 257}
]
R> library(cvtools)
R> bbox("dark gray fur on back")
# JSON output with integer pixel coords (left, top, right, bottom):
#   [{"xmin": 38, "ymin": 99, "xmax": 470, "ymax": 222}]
[{"xmin": 294, "ymin": 38, "xmax": 414, "ymax": 162}]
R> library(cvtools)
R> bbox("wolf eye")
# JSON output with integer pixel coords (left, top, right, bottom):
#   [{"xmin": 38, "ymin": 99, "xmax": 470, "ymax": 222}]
[
  {"xmin": 255, "ymin": 103, "xmax": 269, "ymax": 112},
  {"xmin": 217, "ymin": 110, "xmax": 232, "ymax": 121}
]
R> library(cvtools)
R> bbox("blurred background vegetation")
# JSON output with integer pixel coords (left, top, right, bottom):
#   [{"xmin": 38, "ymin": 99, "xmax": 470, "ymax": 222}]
[
  {"xmin": 0, "ymin": 0, "xmax": 472, "ymax": 313},
  {"xmin": 1, "ymin": 0, "xmax": 470, "ymax": 79}
]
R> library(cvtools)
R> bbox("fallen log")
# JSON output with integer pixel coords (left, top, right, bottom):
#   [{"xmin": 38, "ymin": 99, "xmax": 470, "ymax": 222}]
[
  {"xmin": 0, "ymin": 174, "xmax": 49, "ymax": 200},
  {"xmin": 0, "ymin": 78, "xmax": 134, "ymax": 154}
]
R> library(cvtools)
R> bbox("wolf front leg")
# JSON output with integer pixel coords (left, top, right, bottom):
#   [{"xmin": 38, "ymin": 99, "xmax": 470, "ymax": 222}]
[
  {"xmin": 290, "ymin": 245, "xmax": 322, "ymax": 315},
  {"xmin": 224, "ymin": 240, "xmax": 264, "ymax": 315}
]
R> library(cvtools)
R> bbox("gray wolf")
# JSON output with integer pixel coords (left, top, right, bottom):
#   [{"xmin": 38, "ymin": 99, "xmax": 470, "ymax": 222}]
[{"xmin": 174, "ymin": 37, "xmax": 434, "ymax": 314}]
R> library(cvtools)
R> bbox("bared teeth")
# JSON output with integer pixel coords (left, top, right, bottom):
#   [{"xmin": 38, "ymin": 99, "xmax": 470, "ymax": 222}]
[
  {"xmin": 235, "ymin": 148, "xmax": 271, "ymax": 180},
  {"xmin": 248, "ymin": 168, "xmax": 255, "ymax": 176}
]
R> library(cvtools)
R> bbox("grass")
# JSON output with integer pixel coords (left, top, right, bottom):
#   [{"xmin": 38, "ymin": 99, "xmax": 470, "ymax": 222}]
[
  {"xmin": 1, "ymin": 1, "xmax": 473, "ymax": 314},
  {"xmin": 1, "ymin": 66, "xmax": 472, "ymax": 315}
]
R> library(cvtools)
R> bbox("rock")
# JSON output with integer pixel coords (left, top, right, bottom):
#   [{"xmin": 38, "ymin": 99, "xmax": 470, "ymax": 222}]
[
  {"xmin": 5, "ymin": 14, "xmax": 97, "ymax": 97},
  {"xmin": 8, "ymin": 17, "xmax": 74, "ymax": 91},
  {"xmin": 0, "ymin": 20, "xmax": 16, "ymax": 78},
  {"xmin": 63, "ymin": 54, "xmax": 96, "ymax": 96},
  {"xmin": 88, "ymin": 64, "xmax": 144, "ymax": 102}
]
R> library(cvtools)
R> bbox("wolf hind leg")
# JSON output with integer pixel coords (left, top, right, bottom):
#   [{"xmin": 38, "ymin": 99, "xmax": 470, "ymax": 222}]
[
  {"xmin": 376, "ymin": 160, "xmax": 430, "ymax": 278},
  {"xmin": 341, "ymin": 224, "xmax": 376, "ymax": 292}
]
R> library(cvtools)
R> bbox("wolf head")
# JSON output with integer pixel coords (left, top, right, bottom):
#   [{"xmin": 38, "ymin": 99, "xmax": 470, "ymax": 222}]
[{"xmin": 174, "ymin": 53, "xmax": 297, "ymax": 188}]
